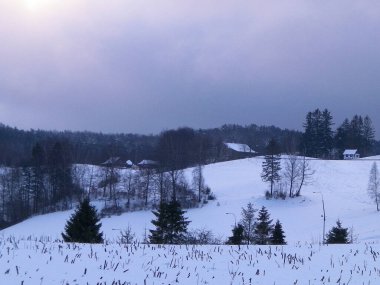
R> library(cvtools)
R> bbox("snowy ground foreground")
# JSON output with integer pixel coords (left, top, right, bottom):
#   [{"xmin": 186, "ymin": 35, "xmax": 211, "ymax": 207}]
[
  {"xmin": 2, "ymin": 156, "xmax": 380, "ymax": 244},
  {"xmin": 1, "ymin": 237, "xmax": 380, "ymax": 285}
]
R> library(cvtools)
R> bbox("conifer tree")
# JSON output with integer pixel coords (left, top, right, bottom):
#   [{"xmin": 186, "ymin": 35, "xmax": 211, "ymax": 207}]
[
  {"xmin": 261, "ymin": 139, "xmax": 281, "ymax": 197},
  {"xmin": 226, "ymin": 224, "xmax": 244, "ymax": 245},
  {"xmin": 270, "ymin": 220, "xmax": 286, "ymax": 245},
  {"xmin": 48, "ymin": 142, "xmax": 74, "ymax": 209},
  {"xmin": 31, "ymin": 143, "xmax": 46, "ymax": 213},
  {"xmin": 240, "ymin": 202, "xmax": 257, "ymax": 244},
  {"xmin": 149, "ymin": 199, "xmax": 190, "ymax": 244},
  {"xmin": 62, "ymin": 199, "xmax": 103, "ymax": 243},
  {"xmin": 302, "ymin": 109, "xmax": 333, "ymax": 158},
  {"xmin": 362, "ymin": 116, "xmax": 375, "ymax": 156},
  {"xmin": 326, "ymin": 220, "xmax": 350, "ymax": 244},
  {"xmin": 254, "ymin": 206, "xmax": 273, "ymax": 245}
]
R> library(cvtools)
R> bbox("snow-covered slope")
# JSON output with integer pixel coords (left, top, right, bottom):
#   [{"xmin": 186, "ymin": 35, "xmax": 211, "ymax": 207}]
[{"xmin": 2, "ymin": 157, "xmax": 380, "ymax": 244}]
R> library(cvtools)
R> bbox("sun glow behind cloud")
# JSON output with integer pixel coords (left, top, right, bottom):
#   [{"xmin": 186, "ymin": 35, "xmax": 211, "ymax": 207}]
[{"xmin": 23, "ymin": 0, "xmax": 64, "ymax": 13}]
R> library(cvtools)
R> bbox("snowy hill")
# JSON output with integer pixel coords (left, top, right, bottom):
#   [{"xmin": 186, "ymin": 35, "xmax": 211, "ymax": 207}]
[
  {"xmin": 2, "ymin": 156, "xmax": 380, "ymax": 284},
  {"xmin": 2, "ymin": 156, "xmax": 380, "ymax": 244}
]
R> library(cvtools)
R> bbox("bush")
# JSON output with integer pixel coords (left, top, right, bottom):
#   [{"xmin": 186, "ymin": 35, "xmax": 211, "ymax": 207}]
[
  {"xmin": 186, "ymin": 228, "xmax": 220, "ymax": 245},
  {"xmin": 207, "ymin": 192, "xmax": 216, "ymax": 200},
  {"xmin": 100, "ymin": 205, "xmax": 123, "ymax": 217}
]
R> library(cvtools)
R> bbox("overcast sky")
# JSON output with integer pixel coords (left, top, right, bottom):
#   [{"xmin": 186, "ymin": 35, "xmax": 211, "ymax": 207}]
[{"xmin": 1, "ymin": 1, "xmax": 379, "ymax": 136}]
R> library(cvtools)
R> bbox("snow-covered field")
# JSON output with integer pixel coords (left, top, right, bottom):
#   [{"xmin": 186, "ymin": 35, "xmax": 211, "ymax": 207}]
[
  {"xmin": 1, "ymin": 156, "xmax": 380, "ymax": 284},
  {"xmin": 1, "ymin": 237, "xmax": 380, "ymax": 285}
]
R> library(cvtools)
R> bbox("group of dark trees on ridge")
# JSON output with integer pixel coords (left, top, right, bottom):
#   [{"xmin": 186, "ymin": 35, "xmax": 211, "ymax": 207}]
[
  {"xmin": 62, "ymin": 198, "xmax": 350, "ymax": 245},
  {"xmin": 62, "ymin": 198, "xmax": 288, "ymax": 245},
  {"xmin": 227, "ymin": 203, "xmax": 286, "ymax": 246},
  {"xmin": 63, "ymin": 200, "xmax": 351, "ymax": 245},
  {"xmin": 1, "ymin": 109, "xmax": 378, "ymax": 232}
]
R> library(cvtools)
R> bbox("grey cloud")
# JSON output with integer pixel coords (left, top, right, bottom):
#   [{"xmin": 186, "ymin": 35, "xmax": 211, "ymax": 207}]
[{"xmin": 0, "ymin": 1, "xmax": 379, "ymax": 136}]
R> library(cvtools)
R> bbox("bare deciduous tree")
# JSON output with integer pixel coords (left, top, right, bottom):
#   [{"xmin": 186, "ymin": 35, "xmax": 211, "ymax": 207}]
[
  {"xmin": 295, "ymin": 156, "xmax": 314, "ymax": 197},
  {"xmin": 192, "ymin": 164, "xmax": 205, "ymax": 203},
  {"xmin": 282, "ymin": 155, "xmax": 314, "ymax": 198},
  {"xmin": 368, "ymin": 162, "xmax": 380, "ymax": 211},
  {"xmin": 123, "ymin": 170, "xmax": 136, "ymax": 210},
  {"xmin": 283, "ymin": 155, "xmax": 299, "ymax": 198}
]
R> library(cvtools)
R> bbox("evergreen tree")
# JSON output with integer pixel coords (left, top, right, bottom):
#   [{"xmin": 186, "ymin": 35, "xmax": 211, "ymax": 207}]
[
  {"xmin": 321, "ymin": 109, "xmax": 334, "ymax": 157},
  {"xmin": 326, "ymin": 220, "xmax": 350, "ymax": 244},
  {"xmin": 362, "ymin": 116, "xmax": 375, "ymax": 156},
  {"xmin": 270, "ymin": 220, "xmax": 286, "ymax": 245},
  {"xmin": 347, "ymin": 115, "xmax": 364, "ymax": 153},
  {"xmin": 254, "ymin": 206, "xmax": 273, "ymax": 245},
  {"xmin": 302, "ymin": 109, "xmax": 334, "ymax": 158},
  {"xmin": 334, "ymin": 119, "xmax": 351, "ymax": 157},
  {"xmin": 31, "ymin": 143, "xmax": 46, "ymax": 213},
  {"xmin": 149, "ymin": 199, "xmax": 190, "ymax": 244},
  {"xmin": 261, "ymin": 139, "xmax": 281, "ymax": 197},
  {"xmin": 47, "ymin": 142, "xmax": 74, "ymax": 209},
  {"xmin": 240, "ymin": 202, "xmax": 257, "ymax": 244},
  {"xmin": 226, "ymin": 224, "xmax": 244, "ymax": 245},
  {"xmin": 62, "ymin": 199, "xmax": 103, "ymax": 243}
]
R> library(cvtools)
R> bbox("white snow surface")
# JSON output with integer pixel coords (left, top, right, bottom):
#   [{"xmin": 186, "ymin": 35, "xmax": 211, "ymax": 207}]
[
  {"xmin": 2, "ymin": 156, "xmax": 380, "ymax": 284},
  {"xmin": 1, "ymin": 238, "xmax": 380, "ymax": 285}
]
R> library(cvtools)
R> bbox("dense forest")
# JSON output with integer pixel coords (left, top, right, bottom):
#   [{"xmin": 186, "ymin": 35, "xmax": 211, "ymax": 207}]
[
  {"xmin": 0, "ymin": 111, "xmax": 379, "ymax": 168},
  {"xmin": 0, "ymin": 123, "xmax": 302, "ymax": 167},
  {"xmin": 0, "ymin": 110, "xmax": 378, "ymax": 229}
]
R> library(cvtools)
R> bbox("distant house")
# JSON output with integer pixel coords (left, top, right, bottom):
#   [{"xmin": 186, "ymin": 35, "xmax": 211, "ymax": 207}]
[
  {"xmin": 101, "ymin": 157, "xmax": 124, "ymax": 167},
  {"xmin": 126, "ymin": 160, "xmax": 134, "ymax": 168},
  {"xmin": 101, "ymin": 157, "xmax": 134, "ymax": 168},
  {"xmin": 222, "ymin": 142, "xmax": 257, "ymax": 160},
  {"xmin": 343, "ymin": 149, "xmax": 360, "ymax": 160},
  {"xmin": 137, "ymin": 160, "xmax": 159, "ymax": 169}
]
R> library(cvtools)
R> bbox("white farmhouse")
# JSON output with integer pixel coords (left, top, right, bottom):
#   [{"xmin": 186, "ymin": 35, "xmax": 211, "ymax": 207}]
[{"xmin": 343, "ymin": 149, "xmax": 360, "ymax": 160}]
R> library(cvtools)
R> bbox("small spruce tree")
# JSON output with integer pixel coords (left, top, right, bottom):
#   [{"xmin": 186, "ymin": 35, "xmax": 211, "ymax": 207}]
[
  {"xmin": 149, "ymin": 199, "xmax": 190, "ymax": 244},
  {"xmin": 270, "ymin": 220, "xmax": 286, "ymax": 245},
  {"xmin": 254, "ymin": 206, "xmax": 273, "ymax": 245},
  {"xmin": 62, "ymin": 199, "xmax": 103, "ymax": 243},
  {"xmin": 261, "ymin": 139, "xmax": 282, "ymax": 198},
  {"xmin": 326, "ymin": 220, "xmax": 350, "ymax": 244},
  {"xmin": 240, "ymin": 202, "xmax": 257, "ymax": 244},
  {"xmin": 226, "ymin": 224, "xmax": 244, "ymax": 245}
]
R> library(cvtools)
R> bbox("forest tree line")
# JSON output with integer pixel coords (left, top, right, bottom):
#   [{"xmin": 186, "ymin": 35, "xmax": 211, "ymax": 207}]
[{"xmin": 0, "ymin": 110, "xmax": 378, "ymax": 229}]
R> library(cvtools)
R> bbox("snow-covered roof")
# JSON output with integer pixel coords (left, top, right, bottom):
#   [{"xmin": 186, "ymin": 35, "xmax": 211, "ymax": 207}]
[
  {"xmin": 343, "ymin": 149, "xmax": 358, "ymax": 155},
  {"xmin": 101, "ymin": 157, "xmax": 121, "ymax": 165},
  {"xmin": 224, "ymin": 143, "xmax": 256, "ymax": 153},
  {"xmin": 138, "ymin": 160, "xmax": 159, "ymax": 165}
]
